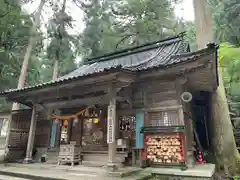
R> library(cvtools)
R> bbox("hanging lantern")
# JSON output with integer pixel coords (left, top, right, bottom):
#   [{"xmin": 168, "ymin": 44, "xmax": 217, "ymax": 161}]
[
  {"xmin": 74, "ymin": 116, "xmax": 79, "ymax": 123},
  {"xmin": 63, "ymin": 120, "xmax": 68, "ymax": 128},
  {"xmin": 73, "ymin": 116, "xmax": 79, "ymax": 127},
  {"xmin": 93, "ymin": 118, "xmax": 99, "ymax": 124},
  {"xmin": 85, "ymin": 109, "xmax": 89, "ymax": 117}
]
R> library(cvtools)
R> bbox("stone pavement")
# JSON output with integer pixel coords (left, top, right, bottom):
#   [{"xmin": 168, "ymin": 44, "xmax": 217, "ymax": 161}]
[
  {"xmin": 0, "ymin": 163, "xmax": 147, "ymax": 180},
  {"xmin": 0, "ymin": 163, "xmax": 216, "ymax": 180}
]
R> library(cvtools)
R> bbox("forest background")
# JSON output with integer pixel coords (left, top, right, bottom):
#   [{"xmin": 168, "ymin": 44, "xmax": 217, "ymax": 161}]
[{"xmin": 0, "ymin": 0, "xmax": 239, "ymax": 114}]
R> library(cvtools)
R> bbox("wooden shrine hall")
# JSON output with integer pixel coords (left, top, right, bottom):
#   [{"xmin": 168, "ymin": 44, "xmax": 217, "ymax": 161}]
[{"xmin": 0, "ymin": 33, "xmax": 219, "ymax": 171}]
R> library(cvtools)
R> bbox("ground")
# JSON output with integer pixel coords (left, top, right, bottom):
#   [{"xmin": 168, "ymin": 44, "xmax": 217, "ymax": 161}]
[{"xmin": 0, "ymin": 163, "xmax": 216, "ymax": 180}]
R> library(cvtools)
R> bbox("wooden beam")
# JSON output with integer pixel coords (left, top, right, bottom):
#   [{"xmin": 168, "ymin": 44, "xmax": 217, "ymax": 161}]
[
  {"xmin": 8, "ymin": 72, "xmax": 120, "ymax": 98},
  {"xmin": 43, "ymin": 93, "xmax": 128, "ymax": 109},
  {"xmin": 23, "ymin": 81, "xmax": 131, "ymax": 104},
  {"xmin": 44, "ymin": 94, "xmax": 110, "ymax": 109},
  {"xmin": 116, "ymin": 72, "xmax": 136, "ymax": 83},
  {"xmin": 39, "ymin": 91, "xmax": 106, "ymax": 104}
]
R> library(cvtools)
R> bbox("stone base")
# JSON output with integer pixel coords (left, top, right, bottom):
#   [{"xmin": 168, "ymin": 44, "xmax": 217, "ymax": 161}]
[
  {"xmin": 144, "ymin": 164, "xmax": 215, "ymax": 180},
  {"xmin": 106, "ymin": 163, "xmax": 118, "ymax": 172},
  {"xmin": 35, "ymin": 148, "xmax": 47, "ymax": 162},
  {"xmin": 23, "ymin": 157, "xmax": 33, "ymax": 164},
  {"xmin": 151, "ymin": 174, "xmax": 213, "ymax": 180}
]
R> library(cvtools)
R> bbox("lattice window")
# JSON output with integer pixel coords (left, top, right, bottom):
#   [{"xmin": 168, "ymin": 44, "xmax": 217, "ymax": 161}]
[
  {"xmin": 148, "ymin": 110, "xmax": 182, "ymax": 126},
  {"xmin": 119, "ymin": 115, "xmax": 136, "ymax": 146}
]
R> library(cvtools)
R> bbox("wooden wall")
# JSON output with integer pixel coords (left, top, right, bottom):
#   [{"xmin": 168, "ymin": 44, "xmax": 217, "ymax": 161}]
[
  {"xmin": 8, "ymin": 109, "xmax": 31, "ymax": 149},
  {"xmin": 34, "ymin": 111, "xmax": 51, "ymax": 148},
  {"xmin": 6, "ymin": 109, "xmax": 31, "ymax": 162},
  {"xmin": 6, "ymin": 109, "xmax": 51, "ymax": 162},
  {"xmin": 132, "ymin": 80, "xmax": 179, "ymax": 109}
]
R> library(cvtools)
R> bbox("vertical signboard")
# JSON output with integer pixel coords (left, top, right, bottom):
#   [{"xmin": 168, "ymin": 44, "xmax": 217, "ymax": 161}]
[{"xmin": 107, "ymin": 105, "xmax": 115, "ymax": 143}]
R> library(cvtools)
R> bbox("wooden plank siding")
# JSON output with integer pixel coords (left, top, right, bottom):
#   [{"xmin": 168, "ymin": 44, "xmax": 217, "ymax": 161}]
[
  {"xmin": 8, "ymin": 109, "xmax": 31, "ymax": 149},
  {"xmin": 6, "ymin": 109, "xmax": 31, "ymax": 162},
  {"xmin": 34, "ymin": 111, "xmax": 51, "ymax": 148},
  {"xmin": 132, "ymin": 80, "xmax": 179, "ymax": 109}
]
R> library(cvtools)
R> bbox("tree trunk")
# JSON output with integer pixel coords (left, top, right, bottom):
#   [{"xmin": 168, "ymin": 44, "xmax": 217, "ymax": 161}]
[
  {"xmin": 193, "ymin": 0, "xmax": 240, "ymax": 174},
  {"xmin": 12, "ymin": 0, "xmax": 46, "ymax": 110},
  {"xmin": 52, "ymin": 59, "xmax": 59, "ymax": 81},
  {"xmin": 52, "ymin": 0, "xmax": 67, "ymax": 81}
]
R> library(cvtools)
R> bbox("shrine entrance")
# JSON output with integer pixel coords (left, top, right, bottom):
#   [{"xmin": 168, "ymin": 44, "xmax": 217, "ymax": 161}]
[
  {"xmin": 58, "ymin": 107, "xmax": 108, "ymax": 152},
  {"xmin": 82, "ymin": 108, "xmax": 108, "ymax": 151}
]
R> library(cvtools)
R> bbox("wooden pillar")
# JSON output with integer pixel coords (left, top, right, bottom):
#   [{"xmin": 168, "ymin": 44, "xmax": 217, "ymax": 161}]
[
  {"xmin": 24, "ymin": 104, "xmax": 37, "ymax": 163},
  {"xmin": 176, "ymin": 78, "xmax": 195, "ymax": 168},
  {"xmin": 107, "ymin": 88, "xmax": 117, "ymax": 171},
  {"xmin": 54, "ymin": 110, "xmax": 61, "ymax": 147}
]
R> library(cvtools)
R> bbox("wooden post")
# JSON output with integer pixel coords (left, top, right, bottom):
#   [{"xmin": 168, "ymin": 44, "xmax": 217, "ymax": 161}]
[
  {"xmin": 175, "ymin": 78, "xmax": 195, "ymax": 168},
  {"xmin": 24, "ymin": 104, "xmax": 37, "ymax": 163},
  {"xmin": 107, "ymin": 87, "xmax": 117, "ymax": 171}
]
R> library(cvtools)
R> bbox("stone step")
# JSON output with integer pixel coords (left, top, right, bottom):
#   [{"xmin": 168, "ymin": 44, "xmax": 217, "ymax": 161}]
[
  {"xmin": 82, "ymin": 152, "xmax": 126, "ymax": 163},
  {"xmin": 108, "ymin": 167, "xmax": 143, "ymax": 178},
  {"xmin": 0, "ymin": 174, "xmax": 31, "ymax": 180},
  {"xmin": 0, "ymin": 165, "xmax": 148, "ymax": 180},
  {"xmin": 123, "ymin": 174, "xmax": 152, "ymax": 180}
]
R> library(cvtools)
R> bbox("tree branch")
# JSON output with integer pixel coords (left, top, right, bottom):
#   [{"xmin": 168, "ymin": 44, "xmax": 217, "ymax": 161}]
[
  {"xmin": 115, "ymin": 34, "xmax": 135, "ymax": 49},
  {"xmin": 0, "ymin": 10, "xmax": 12, "ymax": 18}
]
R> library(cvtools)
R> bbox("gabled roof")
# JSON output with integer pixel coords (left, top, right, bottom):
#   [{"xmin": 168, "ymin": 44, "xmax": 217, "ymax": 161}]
[
  {"xmin": 60, "ymin": 33, "xmax": 189, "ymax": 80},
  {"xmin": 2, "ymin": 33, "xmax": 218, "ymax": 96}
]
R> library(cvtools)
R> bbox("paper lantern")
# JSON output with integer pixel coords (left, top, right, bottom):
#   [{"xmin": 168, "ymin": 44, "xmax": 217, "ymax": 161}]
[
  {"xmin": 93, "ymin": 118, "xmax": 99, "ymax": 124},
  {"xmin": 85, "ymin": 109, "xmax": 89, "ymax": 117},
  {"xmin": 73, "ymin": 117, "xmax": 79, "ymax": 123},
  {"xmin": 73, "ymin": 117, "xmax": 79, "ymax": 127},
  {"xmin": 63, "ymin": 120, "xmax": 68, "ymax": 128}
]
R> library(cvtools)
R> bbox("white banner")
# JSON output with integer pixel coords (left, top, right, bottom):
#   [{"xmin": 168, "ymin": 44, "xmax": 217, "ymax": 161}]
[{"xmin": 107, "ymin": 105, "xmax": 115, "ymax": 143}]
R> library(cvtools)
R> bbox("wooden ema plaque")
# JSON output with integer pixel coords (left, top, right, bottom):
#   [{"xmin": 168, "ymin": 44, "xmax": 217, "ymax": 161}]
[{"xmin": 145, "ymin": 133, "xmax": 185, "ymax": 165}]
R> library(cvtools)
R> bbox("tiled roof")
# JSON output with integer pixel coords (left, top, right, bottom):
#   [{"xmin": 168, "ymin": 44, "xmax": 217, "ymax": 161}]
[
  {"xmin": 1, "ymin": 34, "xmax": 218, "ymax": 95},
  {"xmin": 59, "ymin": 34, "xmax": 188, "ymax": 80}
]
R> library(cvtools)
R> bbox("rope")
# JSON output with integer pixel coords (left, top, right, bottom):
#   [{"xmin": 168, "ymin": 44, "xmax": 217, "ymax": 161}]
[
  {"xmin": 52, "ymin": 94, "xmax": 107, "ymax": 121},
  {"xmin": 52, "ymin": 107, "xmax": 91, "ymax": 120}
]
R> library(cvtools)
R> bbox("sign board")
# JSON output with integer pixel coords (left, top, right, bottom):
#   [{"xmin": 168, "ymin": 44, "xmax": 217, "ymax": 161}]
[{"xmin": 107, "ymin": 105, "xmax": 115, "ymax": 143}]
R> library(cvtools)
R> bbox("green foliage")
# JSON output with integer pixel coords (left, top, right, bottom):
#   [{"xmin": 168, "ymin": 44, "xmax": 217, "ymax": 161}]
[
  {"xmin": 219, "ymin": 43, "xmax": 240, "ymax": 84},
  {"xmin": 211, "ymin": 0, "xmax": 240, "ymax": 46},
  {"xmin": 0, "ymin": 0, "xmax": 43, "ymax": 111},
  {"xmin": 80, "ymin": 0, "xmax": 186, "ymax": 58},
  {"xmin": 183, "ymin": 21, "xmax": 197, "ymax": 51},
  {"xmin": 112, "ymin": 0, "xmax": 183, "ymax": 48},
  {"xmin": 80, "ymin": 0, "xmax": 119, "ymax": 57},
  {"xmin": 218, "ymin": 43, "xmax": 240, "ymax": 116},
  {"xmin": 42, "ymin": 0, "xmax": 77, "ymax": 81}
]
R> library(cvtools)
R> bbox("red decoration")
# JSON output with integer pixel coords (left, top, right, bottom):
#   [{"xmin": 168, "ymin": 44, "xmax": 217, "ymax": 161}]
[
  {"xmin": 197, "ymin": 152, "xmax": 205, "ymax": 164},
  {"xmin": 63, "ymin": 120, "xmax": 68, "ymax": 128},
  {"xmin": 179, "ymin": 151, "xmax": 184, "ymax": 162}
]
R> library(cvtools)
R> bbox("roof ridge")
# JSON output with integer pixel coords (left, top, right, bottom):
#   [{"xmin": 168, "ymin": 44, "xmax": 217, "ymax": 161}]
[
  {"xmin": 83, "ymin": 32, "xmax": 185, "ymax": 65},
  {"xmin": 171, "ymin": 43, "xmax": 218, "ymax": 59}
]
